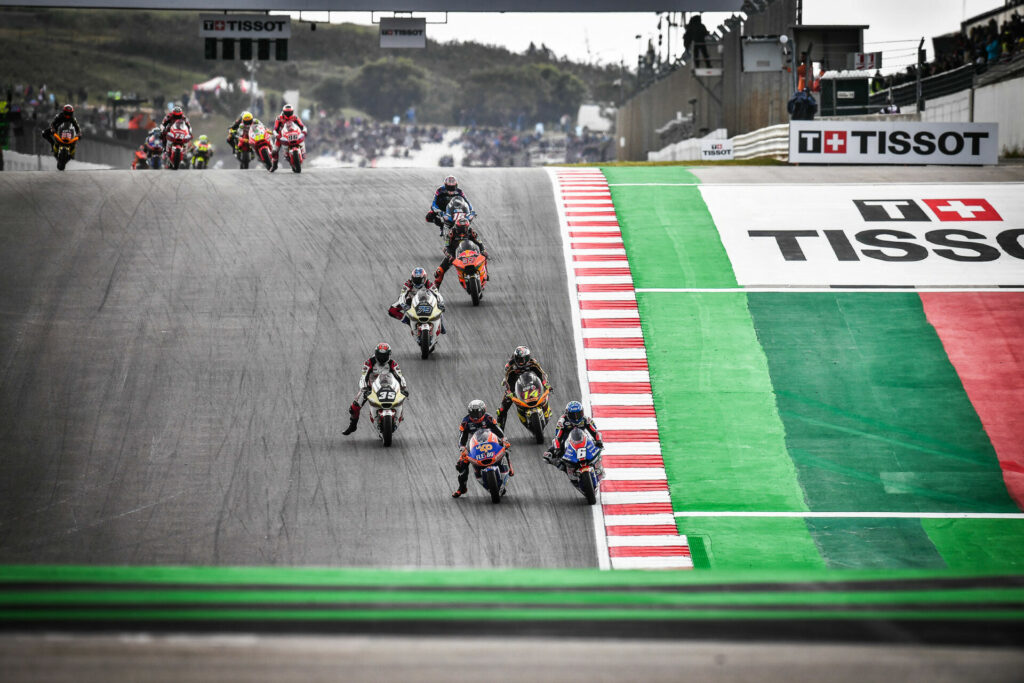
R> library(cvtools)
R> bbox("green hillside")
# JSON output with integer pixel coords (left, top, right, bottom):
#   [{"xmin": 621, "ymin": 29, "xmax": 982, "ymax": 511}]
[{"xmin": 1, "ymin": 8, "xmax": 630, "ymax": 125}]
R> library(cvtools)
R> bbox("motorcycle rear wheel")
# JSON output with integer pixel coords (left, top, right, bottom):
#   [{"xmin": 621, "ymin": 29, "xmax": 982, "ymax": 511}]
[
  {"xmin": 381, "ymin": 414, "xmax": 393, "ymax": 448},
  {"xmin": 484, "ymin": 469, "xmax": 502, "ymax": 504}
]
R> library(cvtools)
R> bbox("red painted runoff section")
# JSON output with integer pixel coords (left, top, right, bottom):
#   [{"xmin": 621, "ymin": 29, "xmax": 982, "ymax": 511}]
[
  {"xmin": 588, "ymin": 381, "xmax": 652, "ymax": 393},
  {"xmin": 601, "ymin": 479, "xmax": 668, "ymax": 492},
  {"xmin": 603, "ymin": 455, "xmax": 665, "ymax": 468},
  {"xmin": 580, "ymin": 318, "xmax": 642, "ymax": 328},
  {"xmin": 606, "ymin": 525, "xmax": 679, "ymax": 536},
  {"xmin": 578, "ymin": 300, "xmax": 638, "ymax": 309},
  {"xmin": 920, "ymin": 292, "xmax": 1024, "ymax": 510},
  {"xmin": 609, "ymin": 546, "xmax": 690, "ymax": 558},
  {"xmin": 573, "ymin": 254, "xmax": 629, "ymax": 262},
  {"xmin": 572, "ymin": 242, "xmax": 624, "ymax": 250},
  {"xmin": 570, "ymin": 231, "xmax": 623, "ymax": 238},
  {"xmin": 587, "ymin": 358, "xmax": 648, "ymax": 371},
  {"xmin": 577, "ymin": 283, "xmax": 635, "ymax": 292},
  {"xmin": 603, "ymin": 502, "xmax": 674, "ymax": 516}
]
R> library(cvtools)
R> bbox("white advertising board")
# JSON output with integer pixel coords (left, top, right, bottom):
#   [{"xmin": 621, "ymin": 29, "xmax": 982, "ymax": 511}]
[
  {"xmin": 699, "ymin": 184, "xmax": 1024, "ymax": 287},
  {"xmin": 380, "ymin": 17, "xmax": 426, "ymax": 48},
  {"xmin": 200, "ymin": 14, "xmax": 290, "ymax": 39},
  {"xmin": 700, "ymin": 140, "xmax": 734, "ymax": 161},
  {"xmin": 789, "ymin": 121, "xmax": 999, "ymax": 165}
]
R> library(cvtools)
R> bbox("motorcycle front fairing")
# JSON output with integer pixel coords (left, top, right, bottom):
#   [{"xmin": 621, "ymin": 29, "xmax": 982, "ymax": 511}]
[
  {"xmin": 367, "ymin": 374, "xmax": 406, "ymax": 429},
  {"xmin": 562, "ymin": 428, "xmax": 602, "ymax": 484},
  {"xmin": 466, "ymin": 430, "xmax": 510, "ymax": 486}
]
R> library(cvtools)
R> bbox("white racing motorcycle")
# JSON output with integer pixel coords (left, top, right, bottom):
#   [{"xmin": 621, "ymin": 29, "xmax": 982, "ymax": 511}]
[
  {"xmin": 404, "ymin": 288, "xmax": 445, "ymax": 359},
  {"xmin": 366, "ymin": 373, "xmax": 407, "ymax": 447}
]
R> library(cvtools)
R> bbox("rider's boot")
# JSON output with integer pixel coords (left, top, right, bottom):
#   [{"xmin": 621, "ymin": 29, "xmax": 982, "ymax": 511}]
[
  {"xmin": 341, "ymin": 403, "xmax": 360, "ymax": 435},
  {"xmin": 433, "ymin": 266, "xmax": 445, "ymax": 288},
  {"xmin": 451, "ymin": 467, "xmax": 469, "ymax": 498},
  {"xmin": 495, "ymin": 406, "xmax": 508, "ymax": 431}
]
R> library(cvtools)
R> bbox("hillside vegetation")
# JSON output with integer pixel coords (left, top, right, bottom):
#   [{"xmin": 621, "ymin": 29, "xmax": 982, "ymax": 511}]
[{"xmin": 1, "ymin": 8, "xmax": 631, "ymax": 125}]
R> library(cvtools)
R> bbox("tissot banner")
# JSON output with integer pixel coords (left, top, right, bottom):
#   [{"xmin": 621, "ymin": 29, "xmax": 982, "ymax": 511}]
[
  {"xmin": 701, "ymin": 140, "xmax": 734, "ymax": 161},
  {"xmin": 380, "ymin": 17, "xmax": 426, "ymax": 48},
  {"xmin": 699, "ymin": 184, "xmax": 1024, "ymax": 286},
  {"xmin": 789, "ymin": 121, "xmax": 999, "ymax": 165},
  {"xmin": 200, "ymin": 14, "xmax": 290, "ymax": 39}
]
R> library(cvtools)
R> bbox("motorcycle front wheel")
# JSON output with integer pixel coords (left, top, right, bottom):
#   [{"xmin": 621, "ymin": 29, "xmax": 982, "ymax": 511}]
[
  {"xmin": 290, "ymin": 150, "xmax": 301, "ymax": 173},
  {"xmin": 528, "ymin": 412, "xmax": 545, "ymax": 444},
  {"xmin": 467, "ymin": 277, "xmax": 481, "ymax": 306},
  {"xmin": 418, "ymin": 328, "xmax": 431, "ymax": 359},
  {"xmin": 484, "ymin": 469, "xmax": 502, "ymax": 504},
  {"xmin": 580, "ymin": 469, "xmax": 597, "ymax": 505},
  {"xmin": 381, "ymin": 414, "xmax": 393, "ymax": 448},
  {"xmin": 57, "ymin": 148, "xmax": 68, "ymax": 171}
]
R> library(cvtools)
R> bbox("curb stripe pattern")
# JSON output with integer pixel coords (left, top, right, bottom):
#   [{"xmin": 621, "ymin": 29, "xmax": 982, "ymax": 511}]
[{"xmin": 549, "ymin": 168, "xmax": 692, "ymax": 571}]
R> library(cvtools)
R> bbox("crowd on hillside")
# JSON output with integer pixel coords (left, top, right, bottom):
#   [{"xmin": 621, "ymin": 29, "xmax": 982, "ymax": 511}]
[
  {"xmin": 454, "ymin": 127, "xmax": 543, "ymax": 167},
  {"xmin": 875, "ymin": 8, "xmax": 1024, "ymax": 91}
]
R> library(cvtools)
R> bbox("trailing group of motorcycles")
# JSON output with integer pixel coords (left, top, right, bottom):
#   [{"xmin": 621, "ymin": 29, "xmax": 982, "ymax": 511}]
[
  {"xmin": 365, "ymin": 195, "xmax": 603, "ymax": 506},
  {"xmin": 131, "ymin": 120, "xmax": 306, "ymax": 173},
  {"xmin": 232, "ymin": 119, "xmax": 306, "ymax": 173}
]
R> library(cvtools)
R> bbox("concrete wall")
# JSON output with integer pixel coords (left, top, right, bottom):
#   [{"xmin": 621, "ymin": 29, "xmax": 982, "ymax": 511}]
[
  {"xmin": 974, "ymin": 77, "xmax": 1024, "ymax": 153},
  {"xmin": 616, "ymin": 0, "xmax": 796, "ymax": 161},
  {"xmin": 920, "ymin": 90, "xmax": 973, "ymax": 124}
]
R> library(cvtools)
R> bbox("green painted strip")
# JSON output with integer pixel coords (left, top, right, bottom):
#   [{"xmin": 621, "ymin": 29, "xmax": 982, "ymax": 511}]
[
  {"xmin": 4, "ymin": 588, "xmax": 1021, "ymax": 607},
  {"xmin": 922, "ymin": 519, "xmax": 1024, "ymax": 571},
  {"xmin": 2, "ymin": 608, "xmax": 1022, "ymax": 621},
  {"xmin": 746, "ymin": 293, "xmax": 1019, "ymax": 570},
  {"xmin": 600, "ymin": 167, "xmax": 737, "ymax": 289}
]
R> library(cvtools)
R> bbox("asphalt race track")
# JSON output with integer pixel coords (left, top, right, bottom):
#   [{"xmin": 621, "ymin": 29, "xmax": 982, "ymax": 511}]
[{"xmin": 0, "ymin": 168, "xmax": 592, "ymax": 568}]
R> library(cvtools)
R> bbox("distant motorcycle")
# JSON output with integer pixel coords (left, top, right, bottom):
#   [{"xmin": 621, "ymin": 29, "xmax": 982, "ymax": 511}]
[
  {"xmin": 508, "ymin": 370, "xmax": 551, "ymax": 444},
  {"xmin": 249, "ymin": 122, "xmax": 274, "ymax": 170},
  {"xmin": 558, "ymin": 427, "xmax": 603, "ymax": 505},
  {"xmin": 190, "ymin": 141, "xmax": 213, "ymax": 169},
  {"xmin": 143, "ymin": 133, "xmax": 164, "ymax": 169},
  {"xmin": 403, "ymin": 288, "xmax": 444, "ymax": 360},
  {"xmin": 366, "ymin": 373, "xmax": 407, "ymax": 448},
  {"xmin": 279, "ymin": 121, "xmax": 306, "ymax": 173},
  {"xmin": 51, "ymin": 122, "xmax": 79, "ymax": 171},
  {"xmin": 451, "ymin": 237, "xmax": 488, "ymax": 305},
  {"xmin": 464, "ymin": 429, "xmax": 512, "ymax": 504},
  {"xmin": 164, "ymin": 120, "xmax": 192, "ymax": 170}
]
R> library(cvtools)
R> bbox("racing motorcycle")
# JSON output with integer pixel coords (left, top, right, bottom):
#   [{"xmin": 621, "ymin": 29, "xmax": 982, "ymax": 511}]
[
  {"xmin": 439, "ymin": 197, "xmax": 471, "ymax": 244},
  {"xmin": 164, "ymin": 120, "xmax": 192, "ymax": 170},
  {"xmin": 451, "ymin": 238, "xmax": 488, "ymax": 306},
  {"xmin": 558, "ymin": 427, "xmax": 603, "ymax": 505},
  {"xmin": 279, "ymin": 121, "xmax": 306, "ymax": 173},
  {"xmin": 52, "ymin": 122, "xmax": 79, "ymax": 171},
  {"xmin": 403, "ymin": 288, "xmax": 444, "ymax": 360},
  {"xmin": 508, "ymin": 370, "xmax": 551, "ymax": 444},
  {"xmin": 143, "ymin": 133, "xmax": 164, "ymax": 169},
  {"xmin": 250, "ymin": 122, "xmax": 275, "ymax": 170},
  {"xmin": 464, "ymin": 429, "xmax": 512, "ymax": 504},
  {"xmin": 365, "ymin": 373, "xmax": 406, "ymax": 447},
  {"xmin": 190, "ymin": 141, "xmax": 213, "ymax": 169}
]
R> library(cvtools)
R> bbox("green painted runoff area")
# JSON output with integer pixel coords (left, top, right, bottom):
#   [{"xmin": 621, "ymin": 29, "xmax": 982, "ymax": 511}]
[
  {"xmin": 602, "ymin": 166, "xmax": 1024, "ymax": 574},
  {"xmin": 2, "ymin": 565, "xmax": 1022, "ymax": 622},
  {"xmin": 602, "ymin": 167, "xmax": 736, "ymax": 289}
]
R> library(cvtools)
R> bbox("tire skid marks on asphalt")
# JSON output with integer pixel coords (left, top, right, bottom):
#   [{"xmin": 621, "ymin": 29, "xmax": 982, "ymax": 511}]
[{"xmin": 550, "ymin": 168, "xmax": 692, "ymax": 570}]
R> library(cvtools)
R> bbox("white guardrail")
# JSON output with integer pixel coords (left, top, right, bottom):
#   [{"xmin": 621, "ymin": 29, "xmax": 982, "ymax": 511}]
[{"xmin": 647, "ymin": 123, "xmax": 789, "ymax": 162}]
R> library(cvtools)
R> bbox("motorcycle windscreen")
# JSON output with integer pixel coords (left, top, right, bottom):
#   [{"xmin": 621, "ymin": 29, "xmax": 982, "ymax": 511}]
[{"xmin": 514, "ymin": 371, "xmax": 544, "ymax": 402}]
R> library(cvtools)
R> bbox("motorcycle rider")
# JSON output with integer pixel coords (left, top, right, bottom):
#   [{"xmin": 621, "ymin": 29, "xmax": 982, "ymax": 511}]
[
  {"xmin": 452, "ymin": 399, "xmax": 513, "ymax": 498},
  {"xmin": 270, "ymin": 103, "xmax": 307, "ymax": 172},
  {"xmin": 425, "ymin": 175, "xmax": 474, "ymax": 231},
  {"xmin": 188, "ymin": 134, "xmax": 214, "ymax": 167},
  {"xmin": 41, "ymin": 104, "xmax": 81, "ymax": 157},
  {"xmin": 341, "ymin": 342, "xmax": 409, "ymax": 435},
  {"xmin": 226, "ymin": 110, "xmax": 262, "ymax": 151},
  {"xmin": 131, "ymin": 145, "xmax": 148, "ymax": 170},
  {"xmin": 433, "ymin": 214, "xmax": 488, "ymax": 288},
  {"xmin": 544, "ymin": 401, "xmax": 604, "ymax": 476},
  {"xmin": 388, "ymin": 267, "xmax": 447, "ymax": 334},
  {"xmin": 495, "ymin": 346, "xmax": 550, "ymax": 430},
  {"xmin": 159, "ymin": 105, "xmax": 192, "ymax": 146}
]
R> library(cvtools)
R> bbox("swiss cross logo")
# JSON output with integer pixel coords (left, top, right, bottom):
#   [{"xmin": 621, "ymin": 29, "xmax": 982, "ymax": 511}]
[
  {"xmin": 214, "ymin": 20, "xmax": 225, "ymax": 31},
  {"xmin": 823, "ymin": 131, "xmax": 847, "ymax": 154},
  {"xmin": 922, "ymin": 198, "xmax": 1002, "ymax": 222}
]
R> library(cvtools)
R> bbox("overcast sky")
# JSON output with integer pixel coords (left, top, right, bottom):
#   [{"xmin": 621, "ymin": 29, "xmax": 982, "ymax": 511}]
[{"xmin": 281, "ymin": 0, "xmax": 1005, "ymax": 71}]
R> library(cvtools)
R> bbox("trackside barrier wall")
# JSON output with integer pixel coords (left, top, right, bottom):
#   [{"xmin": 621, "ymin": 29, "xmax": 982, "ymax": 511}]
[
  {"xmin": 647, "ymin": 129, "xmax": 727, "ymax": 162},
  {"xmin": 731, "ymin": 123, "xmax": 789, "ymax": 160}
]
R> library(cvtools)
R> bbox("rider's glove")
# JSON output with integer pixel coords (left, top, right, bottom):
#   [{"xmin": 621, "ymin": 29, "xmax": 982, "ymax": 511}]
[
  {"xmin": 425, "ymin": 211, "xmax": 436, "ymax": 222},
  {"xmin": 595, "ymin": 441, "xmax": 605, "ymax": 450},
  {"xmin": 401, "ymin": 385, "xmax": 410, "ymax": 396}
]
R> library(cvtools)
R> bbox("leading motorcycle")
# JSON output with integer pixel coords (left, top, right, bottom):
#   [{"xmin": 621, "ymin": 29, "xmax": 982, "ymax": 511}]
[
  {"xmin": 279, "ymin": 120, "xmax": 306, "ymax": 173},
  {"xmin": 365, "ymin": 373, "xmax": 406, "ymax": 448},
  {"xmin": 464, "ymin": 429, "xmax": 512, "ymax": 504},
  {"xmin": 508, "ymin": 370, "xmax": 551, "ymax": 444},
  {"xmin": 558, "ymin": 427, "xmax": 603, "ymax": 505},
  {"xmin": 164, "ymin": 120, "xmax": 192, "ymax": 170},
  {"xmin": 52, "ymin": 122, "xmax": 79, "ymax": 171},
  {"xmin": 403, "ymin": 288, "xmax": 444, "ymax": 360}
]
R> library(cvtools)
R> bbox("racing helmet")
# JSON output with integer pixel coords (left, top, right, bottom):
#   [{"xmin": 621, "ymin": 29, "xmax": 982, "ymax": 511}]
[
  {"xmin": 374, "ymin": 342, "xmax": 392, "ymax": 365},
  {"xmin": 198, "ymin": 134, "xmax": 209, "ymax": 143},
  {"xmin": 467, "ymin": 399, "xmax": 486, "ymax": 423},
  {"xmin": 410, "ymin": 267, "xmax": 428, "ymax": 289},
  {"xmin": 453, "ymin": 215, "xmax": 471, "ymax": 232},
  {"xmin": 282, "ymin": 104, "xmax": 295, "ymax": 117},
  {"xmin": 512, "ymin": 345, "xmax": 531, "ymax": 368},
  {"xmin": 443, "ymin": 175, "xmax": 458, "ymax": 192},
  {"xmin": 62, "ymin": 104, "xmax": 74, "ymax": 115},
  {"xmin": 565, "ymin": 401, "xmax": 584, "ymax": 425},
  {"xmin": 241, "ymin": 111, "xmax": 254, "ymax": 124},
  {"xmin": 172, "ymin": 105, "xmax": 183, "ymax": 117}
]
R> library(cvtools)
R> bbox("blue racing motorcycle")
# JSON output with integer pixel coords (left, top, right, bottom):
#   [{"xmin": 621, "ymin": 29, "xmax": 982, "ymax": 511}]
[
  {"xmin": 560, "ymin": 427, "xmax": 603, "ymax": 505},
  {"xmin": 465, "ymin": 429, "xmax": 512, "ymax": 504}
]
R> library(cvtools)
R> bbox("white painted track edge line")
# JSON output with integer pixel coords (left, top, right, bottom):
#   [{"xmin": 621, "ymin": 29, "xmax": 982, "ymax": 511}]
[{"xmin": 549, "ymin": 166, "xmax": 611, "ymax": 571}]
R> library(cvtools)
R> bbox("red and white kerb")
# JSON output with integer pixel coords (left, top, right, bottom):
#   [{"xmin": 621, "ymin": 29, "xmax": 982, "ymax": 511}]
[{"xmin": 549, "ymin": 168, "xmax": 692, "ymax": 570}]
